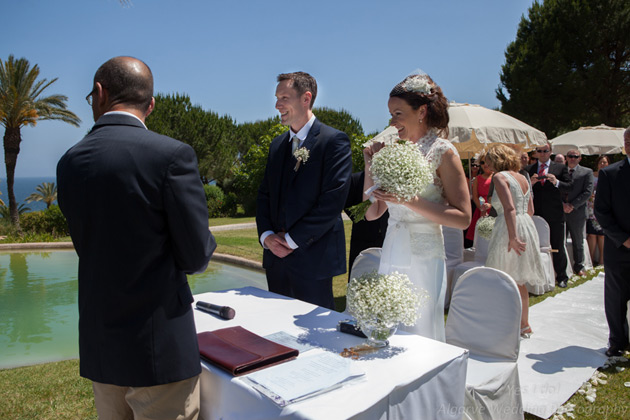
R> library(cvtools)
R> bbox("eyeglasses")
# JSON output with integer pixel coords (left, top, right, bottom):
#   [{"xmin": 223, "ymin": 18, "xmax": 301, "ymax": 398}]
[
  {"xmin": 479, "ymin": 161, "xmax": 485, "ymax": 165},
  {"xmin": 566, "ymin": 154, "xmax": 580, "ymax": 159},
  {"xmin": 85, "ymin": 88, "xmax": 95, "ymax": 106},
  {"xmin": 536, "ymin": 149, "xmax": 551, "ymax": 153}
]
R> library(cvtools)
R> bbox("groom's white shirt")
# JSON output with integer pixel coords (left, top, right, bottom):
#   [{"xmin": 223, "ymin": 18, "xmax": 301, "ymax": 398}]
[{"xmin": 259, "ymin": 115, "xmax": 317, "ymax": 250}]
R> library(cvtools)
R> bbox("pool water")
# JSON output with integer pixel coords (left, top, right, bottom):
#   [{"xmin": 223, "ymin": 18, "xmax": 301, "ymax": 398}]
[{"xmin": 0, "ymin": 250, "xmax": 266, "ymax": 370}]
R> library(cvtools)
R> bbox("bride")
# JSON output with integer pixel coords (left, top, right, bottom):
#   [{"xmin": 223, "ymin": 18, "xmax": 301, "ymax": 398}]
[{"xmin": 363, "ymin": 73, "xmax": 470, "ymax": 341}]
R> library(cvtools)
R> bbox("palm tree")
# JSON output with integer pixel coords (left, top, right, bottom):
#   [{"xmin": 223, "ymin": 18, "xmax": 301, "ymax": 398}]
[
  {"xmin": 0, "ymin": 55, "xmax": 80, "ymax": 227},
  {"xmin": 26, "ymin": 182, "xmax": 57, "ymax": 209},
  {"xmin": 0, "ymin": 202, "xmax": 31, "ymax": 218}
]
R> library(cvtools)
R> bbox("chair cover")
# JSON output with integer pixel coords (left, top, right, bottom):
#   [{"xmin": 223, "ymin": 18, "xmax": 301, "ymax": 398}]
[
  {"xmin": 443, "ymin": 226, "xmax": 464, "ymax": 308},
  {"xmin": 528, "ymin": 216, "xmax": 556, "ymax": 295},
  {"xmin": 446, "ymin": 267, "xmax": 523, "ymax": 420},
  {"xmin": 451, "ymin": 223, "xmax": 488, "ymax": 295},
  {"xmin": 349, "ymin": 247, "xmax": 382, "ymax": 281}
]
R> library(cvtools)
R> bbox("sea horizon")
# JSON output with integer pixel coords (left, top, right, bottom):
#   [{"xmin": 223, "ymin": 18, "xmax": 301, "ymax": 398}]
[{"xmin": 0, "ymin": 176, "xmax": 57, "ymax": 213}]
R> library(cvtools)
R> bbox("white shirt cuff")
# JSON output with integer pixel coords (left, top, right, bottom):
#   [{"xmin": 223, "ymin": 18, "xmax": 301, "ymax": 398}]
[
  {"xmin": 260, "ymin": 230, "xmax": 274, "ymax": 248},
  {"xmin": 284, "ymin": 233, "xmax": 299, "ymax": 249}
]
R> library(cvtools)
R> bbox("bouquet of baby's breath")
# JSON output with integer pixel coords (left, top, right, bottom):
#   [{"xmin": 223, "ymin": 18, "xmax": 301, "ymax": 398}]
[
  {"xmin": 476, "ymin": 216, "xmax": 495, "ymax": 240},
  {"xmin": 346, "ymin": 270, "xmax": 423, "ymax": 327},
  {"xmin": 346, "ymin": 139, "xmax": 433, "ymax": 222}
]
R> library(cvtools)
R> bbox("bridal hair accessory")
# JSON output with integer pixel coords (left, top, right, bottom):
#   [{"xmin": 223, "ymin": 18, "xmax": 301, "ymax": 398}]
[
  {"xmin": 401, "ymin": 75, "xmax": 434, "ymax": 95},
  {"xmin": 293, "ymin": 147, "xmax": 310, "ymax": 171}
]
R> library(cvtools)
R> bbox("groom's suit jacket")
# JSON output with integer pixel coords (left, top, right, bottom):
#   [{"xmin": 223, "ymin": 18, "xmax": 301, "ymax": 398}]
[
  {"xmin": 256, "ymin": 118, "xmax": 352, "ymax": 280},
  {"xmin": 57, "ymin": 113, "xmax": 216, "ymax": 387}
]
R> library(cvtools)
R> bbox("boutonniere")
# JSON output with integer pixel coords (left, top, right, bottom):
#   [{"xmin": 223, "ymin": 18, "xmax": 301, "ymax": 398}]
[{"xmin": 293, "ymin": 147, "xmax": 310, "ymax": 171}]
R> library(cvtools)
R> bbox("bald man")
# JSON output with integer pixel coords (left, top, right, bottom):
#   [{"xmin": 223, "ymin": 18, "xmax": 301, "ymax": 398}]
[{"xmin": 58, "ymin": 56, "xmax": 215, "ymax": 419}]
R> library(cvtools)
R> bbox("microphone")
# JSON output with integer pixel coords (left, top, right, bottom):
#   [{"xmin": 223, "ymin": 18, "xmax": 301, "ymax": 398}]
[{"xmin": 196, "ymin": 301, "xmax": 236, "ymax": 320}]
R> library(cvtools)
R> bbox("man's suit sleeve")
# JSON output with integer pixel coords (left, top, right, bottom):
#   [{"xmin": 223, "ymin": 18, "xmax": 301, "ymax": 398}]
[
  {"xmin": 164, "ymin": 143, "xmax": 216, "ymax": 273},
  {"xmin": 571, "ymin": 168, "xmax": 594, "ymax": 209},
  {"xmin": 594, "ymin": 167, "xmax": 630, "ymax": 248},
  {"xmin": 256, "ymin": 144, "xmax": 275, "ymax": 239},
  {"xmin": 555, "ymin": 164, "xmax": 573, "ymax": 189},
  {"xmin": 289, "ymin": 131, "xmax": 352, "ymax": 249}
]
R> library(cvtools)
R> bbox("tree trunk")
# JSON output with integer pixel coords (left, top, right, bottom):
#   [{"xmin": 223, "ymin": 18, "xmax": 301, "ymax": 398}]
[{"xmin": 3, "ymin": 126, "xmax": 22, "ymax": 229}]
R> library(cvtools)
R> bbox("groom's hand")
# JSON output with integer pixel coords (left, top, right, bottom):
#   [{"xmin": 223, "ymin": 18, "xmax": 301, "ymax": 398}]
[{"xmin": 264, "ymin": 233, "xmax": 294, "ymax": 258}]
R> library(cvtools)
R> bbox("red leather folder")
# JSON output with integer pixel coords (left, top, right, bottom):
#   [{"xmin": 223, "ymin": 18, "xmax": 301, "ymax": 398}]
[{"xmin": 198, "ymin": 326, "xmax": 299, "ymax": 376}]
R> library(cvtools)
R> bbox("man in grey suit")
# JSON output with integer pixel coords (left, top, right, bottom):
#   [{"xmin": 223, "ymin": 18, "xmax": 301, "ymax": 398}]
[
  {"xmin": 58, "ymin": 56, "xmax": 215, "ymax": 419},
  {"xmin": 561, "ymin": 149, "xmax": 594, "ymax": 276}
]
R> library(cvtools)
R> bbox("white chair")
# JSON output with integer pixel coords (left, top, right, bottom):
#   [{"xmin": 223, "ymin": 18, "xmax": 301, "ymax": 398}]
[
  {"xmin": 528, "ymin": 216, "xmax": 556, "ymax": 295},
  {"xmin": 442, "ymin": 226, "xmax": 464, "ymax": 309},
  {"xmin": 446, "ymin": 267, "xmax": 523, "ymax": 420},
  {"xmin": 349, "ymin": 247, "xmax": 382, "ymax": 281},
  {"xmin": 451, "ymin": 222, "xmax": 489, "ymax": 293}
]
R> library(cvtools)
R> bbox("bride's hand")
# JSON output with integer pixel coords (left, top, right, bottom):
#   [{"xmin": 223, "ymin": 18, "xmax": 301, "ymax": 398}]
[
  {"xmin": 370, "ymin": 188, "xmax": 399, "ymax": 203},
  {"xmin": 508, "ymin": 237, "xmax": 526, "ymax": 256},
  {"xmin": 363, "ymin": 142, "xmax": 384, "ymax": 161}
]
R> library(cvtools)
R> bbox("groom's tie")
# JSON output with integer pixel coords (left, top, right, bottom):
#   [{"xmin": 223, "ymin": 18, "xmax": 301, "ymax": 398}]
[{"xmin": 291, "ymin": 136, "xmax": 300, "ymax": 154}]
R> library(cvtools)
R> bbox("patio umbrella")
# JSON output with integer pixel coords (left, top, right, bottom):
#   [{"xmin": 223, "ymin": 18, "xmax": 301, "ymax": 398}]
[
  {"xmin": 549, "ymin": 124, "xmax": 626, "ymax": 156},
  {"xmin": 447, "ymin": 102, "xmax": 548, "ymax": 159}
]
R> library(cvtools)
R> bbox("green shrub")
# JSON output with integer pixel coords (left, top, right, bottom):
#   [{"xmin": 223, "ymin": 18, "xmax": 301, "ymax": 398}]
[
  {"xmin": 19, "ymin": 205, "xmax": 69, "ymax": 237},
  {"xmin": 221, "ymin": 192, "xmax": 239, "ymax": 217},
  {"xmin": 204, "ymin": 184, "xmax": 225, "ymax": 218}
]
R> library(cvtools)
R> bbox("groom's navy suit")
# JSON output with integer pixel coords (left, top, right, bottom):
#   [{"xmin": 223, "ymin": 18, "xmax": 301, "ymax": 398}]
[
  {"xmin": 527, "ymin": 160, "xmax": 573, "ymax": 283},
  {"xmin": 58, "ymin": 113, "xmax": 215, "ymax": 387},
  {"xmin": 256, "ymin": 118, "xmax": 352, "ymax": 309},
  {"xmin": 594, "ymin": 158, "xmax": 630, "ymax": 352}
]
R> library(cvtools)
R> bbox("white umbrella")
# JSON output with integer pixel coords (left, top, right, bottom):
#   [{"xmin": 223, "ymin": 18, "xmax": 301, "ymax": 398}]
[
  {"xmin": 447, "ymin": 102, "xmax": 548, "ymax": 159},
  {"xmin": 549, "ymin": 124, "xmax": 626, "ymax": 156}
]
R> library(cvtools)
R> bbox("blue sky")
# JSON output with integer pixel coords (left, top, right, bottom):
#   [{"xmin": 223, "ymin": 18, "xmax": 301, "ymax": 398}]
[{"xmin": 1, "ymin": 0, "xmax": 535, "ymax": 177}]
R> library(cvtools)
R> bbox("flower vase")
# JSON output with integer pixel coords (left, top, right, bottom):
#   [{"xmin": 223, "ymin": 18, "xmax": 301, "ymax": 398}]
[{"xmin": 359, "ymin": 320, "xmax": 398, "ymax": 348}]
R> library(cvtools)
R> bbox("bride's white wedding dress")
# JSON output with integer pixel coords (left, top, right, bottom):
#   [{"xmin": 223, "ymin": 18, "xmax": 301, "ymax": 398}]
[{"xmin": 378, "ymin": 131, "xmax": 456, "ymax": 342}]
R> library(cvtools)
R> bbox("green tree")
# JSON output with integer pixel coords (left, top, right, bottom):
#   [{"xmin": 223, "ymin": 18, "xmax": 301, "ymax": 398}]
[
  {"xmin": 26, "ymin": 182, "xmax": 57, "ymax": 209},
  {"xmin": 0, "ymin": 55, "xmax": 80, "ymax": 227},
  {"xmin": 231, "ymin": 124, "xmax": 288, "ymax": 215},
  {"xmin": 314, "ymin": 107, "xmax": 368, "ymax": 171},
  {"xmin": 497, "ymin": 0, "xmax": 630, "ymax": 137},
  {"xmin": 146, "ymin": 93, "xmax": 239, "ymax": 186}
]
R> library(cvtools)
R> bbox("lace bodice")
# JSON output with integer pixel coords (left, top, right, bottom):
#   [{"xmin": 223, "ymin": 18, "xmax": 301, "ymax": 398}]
[
  {"xmin": 491, "ymin": 171, "xmax": 530, "ymax": 216},
  {"xmin": 384, "ymin": 132, "xmax": 459, "ymax": 259}
]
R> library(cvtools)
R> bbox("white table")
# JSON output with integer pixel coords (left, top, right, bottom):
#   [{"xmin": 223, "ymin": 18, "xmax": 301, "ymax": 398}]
[{"xmin": 194, "ymin": 287, "xmax": 468, "ymax": 420}]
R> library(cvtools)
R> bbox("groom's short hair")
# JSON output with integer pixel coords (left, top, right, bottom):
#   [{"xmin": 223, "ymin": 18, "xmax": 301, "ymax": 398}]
[{"xmin": 277, "ymin": 72, "xmax": 317, "ymax": 109}]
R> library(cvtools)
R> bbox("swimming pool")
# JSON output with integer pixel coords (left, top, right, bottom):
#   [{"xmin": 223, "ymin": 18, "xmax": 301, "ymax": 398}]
[{"xmin": 0, "ymin": 250, "xmax": 266, "ymax": 370}]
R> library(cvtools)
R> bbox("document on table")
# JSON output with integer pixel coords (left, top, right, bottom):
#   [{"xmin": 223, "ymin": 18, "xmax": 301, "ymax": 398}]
[{"xmin": 243, "ymin": 350, "xmax": 365, "ymax": 406}]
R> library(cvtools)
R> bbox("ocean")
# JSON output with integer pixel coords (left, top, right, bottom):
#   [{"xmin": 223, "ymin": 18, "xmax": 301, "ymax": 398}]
[{"xmin": 0, "ymin": 176, "xmax": 57, "ymax": 213}]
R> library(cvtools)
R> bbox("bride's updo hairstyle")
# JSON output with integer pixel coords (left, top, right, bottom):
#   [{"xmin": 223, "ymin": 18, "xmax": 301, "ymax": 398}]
[
  {"xmin": 390, "ymin": 74, "xmax": 450, "ymax": 137},
  {"xmin": 484, "ymin": 144, "xmax": 520, "ymax": 172}
]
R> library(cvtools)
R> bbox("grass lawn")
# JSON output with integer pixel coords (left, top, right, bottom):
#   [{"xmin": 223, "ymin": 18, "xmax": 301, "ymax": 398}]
[{"xmin": 1, "ymin": 218, "xmax": 628, "ymax": 419}]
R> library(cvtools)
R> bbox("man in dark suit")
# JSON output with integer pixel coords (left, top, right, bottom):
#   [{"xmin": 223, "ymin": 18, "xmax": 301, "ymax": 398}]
[
  {"xmin": 256, "ymin": 72, "xmax": 352, "ymax": 310},
  {"xmin": 527, "ymin": 142, "xmax": 573, "ymax": 287},
  {"xmin": 561, "ymin": 149, "xmax": 594, "ymax": 276},
  {"xmin": 57, "ymin": 56, "xmax": 215, "ymax": 419},
  {"xmin": 594, "ymin": 128, "xmax": 630, "ymax": 357}
]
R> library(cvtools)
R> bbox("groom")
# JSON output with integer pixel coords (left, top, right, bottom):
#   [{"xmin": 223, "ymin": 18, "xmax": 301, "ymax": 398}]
[{"xmin": 256, "ymin": 72, "xmax": 352, "ymax": 310}]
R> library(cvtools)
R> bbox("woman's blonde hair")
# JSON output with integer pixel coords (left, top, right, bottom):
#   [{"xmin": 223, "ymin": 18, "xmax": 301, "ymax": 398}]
[{"xmin": 484, "ymin": 144, "xmax": 521, "ymax": 172}]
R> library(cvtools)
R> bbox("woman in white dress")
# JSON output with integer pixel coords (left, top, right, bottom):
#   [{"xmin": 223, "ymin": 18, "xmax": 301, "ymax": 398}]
[
  {"xmin": 484, "ymin": 144, "xmax": 546, "ymax": 338},
  {"xmin": 363, "ymin": 74, "xmax": 471, "ymax": 341}
]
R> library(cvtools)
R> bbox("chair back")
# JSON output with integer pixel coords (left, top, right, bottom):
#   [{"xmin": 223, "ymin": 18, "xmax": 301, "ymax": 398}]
[
  {"xmin": 442, "ymin": 226, "xmax": 464, "ymax": 267},
  {"xmin": 532, "ymin": 215, "xmax": 551, "ymax": 249},
  {"xmin": 349, "ymin": 247, "xmax": 382, "ymax": 280},
  {"xmin": 446, "ymin": 267, "xmax": 521, "ymax": 361},
  {"xmin": 472, "ymin": 222, "xmax": 490, "ymax": 262}
]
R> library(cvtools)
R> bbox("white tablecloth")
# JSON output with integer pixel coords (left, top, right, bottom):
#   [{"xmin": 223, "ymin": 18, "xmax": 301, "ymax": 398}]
[{"xmin": 194, "ymin": 287, "xmax": 468, "ymax": 420}]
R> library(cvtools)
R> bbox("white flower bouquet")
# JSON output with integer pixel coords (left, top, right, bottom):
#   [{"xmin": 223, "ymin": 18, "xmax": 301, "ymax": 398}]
[
  {"xmin": 346, "ymin": 270, "xmax": 423, "ymax": 329},
  {"xmin": 476, "ymin": 216, "xmax": 495, "ymax": 240},
  {"xmin": 347, "ymin": 139, "xmax": 433, "ymax": 222}
]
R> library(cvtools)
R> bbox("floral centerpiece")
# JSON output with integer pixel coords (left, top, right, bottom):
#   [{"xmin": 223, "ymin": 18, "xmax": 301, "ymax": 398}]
[
  {"xmin": 476, "ymin": 216, "xmax": 495, "ymax": 240},
  {"xmin": 346, "ymin": 270, "xmax": 424, "ymax": 347},
  {"xmin": 347, "ymin": 139, "xmax": 433, "ymax": 222}
]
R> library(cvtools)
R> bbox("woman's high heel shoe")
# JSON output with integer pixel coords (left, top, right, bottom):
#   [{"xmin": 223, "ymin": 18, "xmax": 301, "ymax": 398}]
[{"xmin": 520, "ymin": 326, "xmax": 533, "ymax": 339}]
